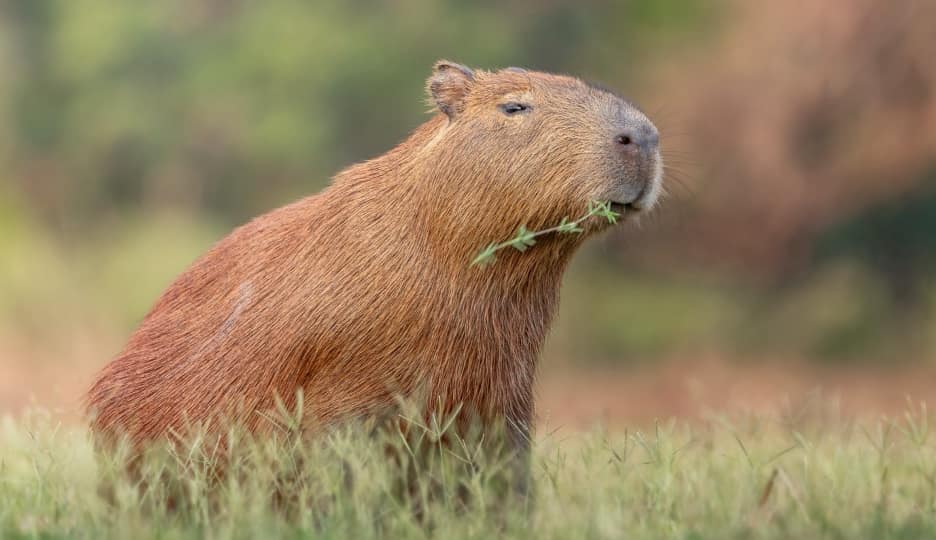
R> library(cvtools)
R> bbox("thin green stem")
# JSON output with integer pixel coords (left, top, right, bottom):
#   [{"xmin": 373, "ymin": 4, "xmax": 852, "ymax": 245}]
[{"xmin": 470, "ymin": 201, "xmax": 621, "ymax": 267}]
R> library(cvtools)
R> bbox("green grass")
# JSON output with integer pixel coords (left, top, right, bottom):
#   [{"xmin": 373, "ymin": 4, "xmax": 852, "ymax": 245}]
[{"xmin": 3, "ymin": 403, "xmax": 936, "ymax": 539}]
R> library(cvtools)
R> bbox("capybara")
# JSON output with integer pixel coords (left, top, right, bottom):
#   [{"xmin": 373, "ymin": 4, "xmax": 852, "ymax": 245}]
[{"xmin": 87, "ymin": 60, "xmax": 662, "ymax": 452}]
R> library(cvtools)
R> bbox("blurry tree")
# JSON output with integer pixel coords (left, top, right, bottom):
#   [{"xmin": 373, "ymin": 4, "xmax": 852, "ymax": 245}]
[
  {"xmin": 815, "ymin": 167, "xmax": 936, "ymax": 312},
  {"xmin": 0, "ymin": 0, "xmax": 713, "ymax": 235},
  {"xmin": 624, "ymin": 0, "xmax": 936, "ymax": 280}
]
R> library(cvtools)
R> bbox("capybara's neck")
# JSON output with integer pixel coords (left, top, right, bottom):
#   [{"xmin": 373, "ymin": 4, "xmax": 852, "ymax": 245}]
[
  {"xmin": 327, "ymin": 113, "xmax": 581, "ymax": 285},
  {"xmin": 309, "ymin": 114, "xmax": 578, "ymax": 422}
]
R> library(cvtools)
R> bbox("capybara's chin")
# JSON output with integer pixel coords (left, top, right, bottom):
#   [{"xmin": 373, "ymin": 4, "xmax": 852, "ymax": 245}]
[{"xmin": 86, "ymin": 60, "xmax": 662, "ymax": 452}]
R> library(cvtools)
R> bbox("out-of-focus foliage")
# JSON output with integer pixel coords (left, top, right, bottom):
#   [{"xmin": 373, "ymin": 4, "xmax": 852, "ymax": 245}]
[
  {"xmin": 816, "ymin": 168, "xmax": 936, "ymax": 312},
  {"xmin": 630, "ymin": 0, "xmax": 936, "ymax": 275},
  {"xmin": 0, "ymin": 0, "xmax": 713, "ymax": 231}
]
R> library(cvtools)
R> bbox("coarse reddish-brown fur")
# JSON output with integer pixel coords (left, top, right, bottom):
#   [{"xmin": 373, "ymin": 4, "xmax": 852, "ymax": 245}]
[{"xmin": 87, "ymin": 61, "xmax": 662, "ymax": 451}]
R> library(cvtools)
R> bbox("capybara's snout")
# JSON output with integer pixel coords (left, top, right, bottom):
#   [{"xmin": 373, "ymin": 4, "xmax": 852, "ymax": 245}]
[{"xmin": 605, "ymin": 109, "xmax": 663, "ymax": 212}]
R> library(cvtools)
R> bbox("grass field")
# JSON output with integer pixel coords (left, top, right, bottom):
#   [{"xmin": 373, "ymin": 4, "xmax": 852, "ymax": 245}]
[{"xmin": 2, "ymin": 403, "xmax": 936, "ymax": 540}]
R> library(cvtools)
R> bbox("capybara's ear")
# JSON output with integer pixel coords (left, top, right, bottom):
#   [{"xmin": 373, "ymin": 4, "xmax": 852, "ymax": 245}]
[{"xmin": 427, "ymin": 60, "xmax": 475, "ymax": 119}]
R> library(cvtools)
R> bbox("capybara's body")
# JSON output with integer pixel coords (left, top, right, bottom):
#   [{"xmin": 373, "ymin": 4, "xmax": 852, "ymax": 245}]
[{"xmin": 87, "ymin": 61, "xmax": 662, "ymax": 448}]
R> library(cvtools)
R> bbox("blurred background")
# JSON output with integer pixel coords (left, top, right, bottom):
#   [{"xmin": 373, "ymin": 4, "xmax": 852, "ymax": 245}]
[{"xmin": 1, "ymin": 0, "xmax": 935, "ymax": 428}]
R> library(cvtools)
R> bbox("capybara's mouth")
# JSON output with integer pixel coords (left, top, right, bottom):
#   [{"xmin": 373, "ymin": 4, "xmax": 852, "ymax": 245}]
[{"xmin": 609, "ymin": 201, "xmax": 636, "ymax": 215}]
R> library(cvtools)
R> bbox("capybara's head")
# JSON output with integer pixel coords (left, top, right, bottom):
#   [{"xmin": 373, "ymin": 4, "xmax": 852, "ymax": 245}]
[{"xmin": 423, "ymin": 60, "xmax": 662, "ymax": 236}]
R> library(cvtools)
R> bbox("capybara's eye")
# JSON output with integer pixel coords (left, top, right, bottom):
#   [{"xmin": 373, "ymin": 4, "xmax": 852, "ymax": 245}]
[{"xmin": 498, "ymin": 102, "xmax": 530, "ymax": 115}]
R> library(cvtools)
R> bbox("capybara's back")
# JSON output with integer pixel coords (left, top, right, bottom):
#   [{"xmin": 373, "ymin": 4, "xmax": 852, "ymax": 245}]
[{"xmin": 87, "ymin": 60, "xmax": 662, "ymax": 448}]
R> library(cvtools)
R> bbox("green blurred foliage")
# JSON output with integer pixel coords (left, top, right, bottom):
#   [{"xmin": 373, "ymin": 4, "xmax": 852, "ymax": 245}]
[
  {"xmin": 550, "ymin": 256, "xmax": 745, "ymax": 363},
  {"xmin": 815, "ymin": 167, "xmax": 936, "ymax": 313},
  {"xmin": 0, "ymin": 0, "xmax": 714, "ymax": 229},
  {"xmin": 0, "ymin": 187, "xmax": 221, "ymax": 345}
]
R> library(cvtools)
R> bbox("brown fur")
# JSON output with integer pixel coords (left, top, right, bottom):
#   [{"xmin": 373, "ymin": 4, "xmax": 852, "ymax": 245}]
[{"xmin": 86, "ymin": 61, "xmax": 661, "ymax": 450}]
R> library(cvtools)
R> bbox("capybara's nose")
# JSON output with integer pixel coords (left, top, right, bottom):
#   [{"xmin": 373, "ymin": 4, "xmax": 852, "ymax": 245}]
[{"xmin": 614, "ymin": 124, "xmax": 659, "ymax": 155}]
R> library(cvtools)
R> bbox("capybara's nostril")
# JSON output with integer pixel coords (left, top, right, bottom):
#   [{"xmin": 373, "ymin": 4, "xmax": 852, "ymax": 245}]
[{"xmin": 615, "ymin": 125, "xmax": 659, "ymax": 154}]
